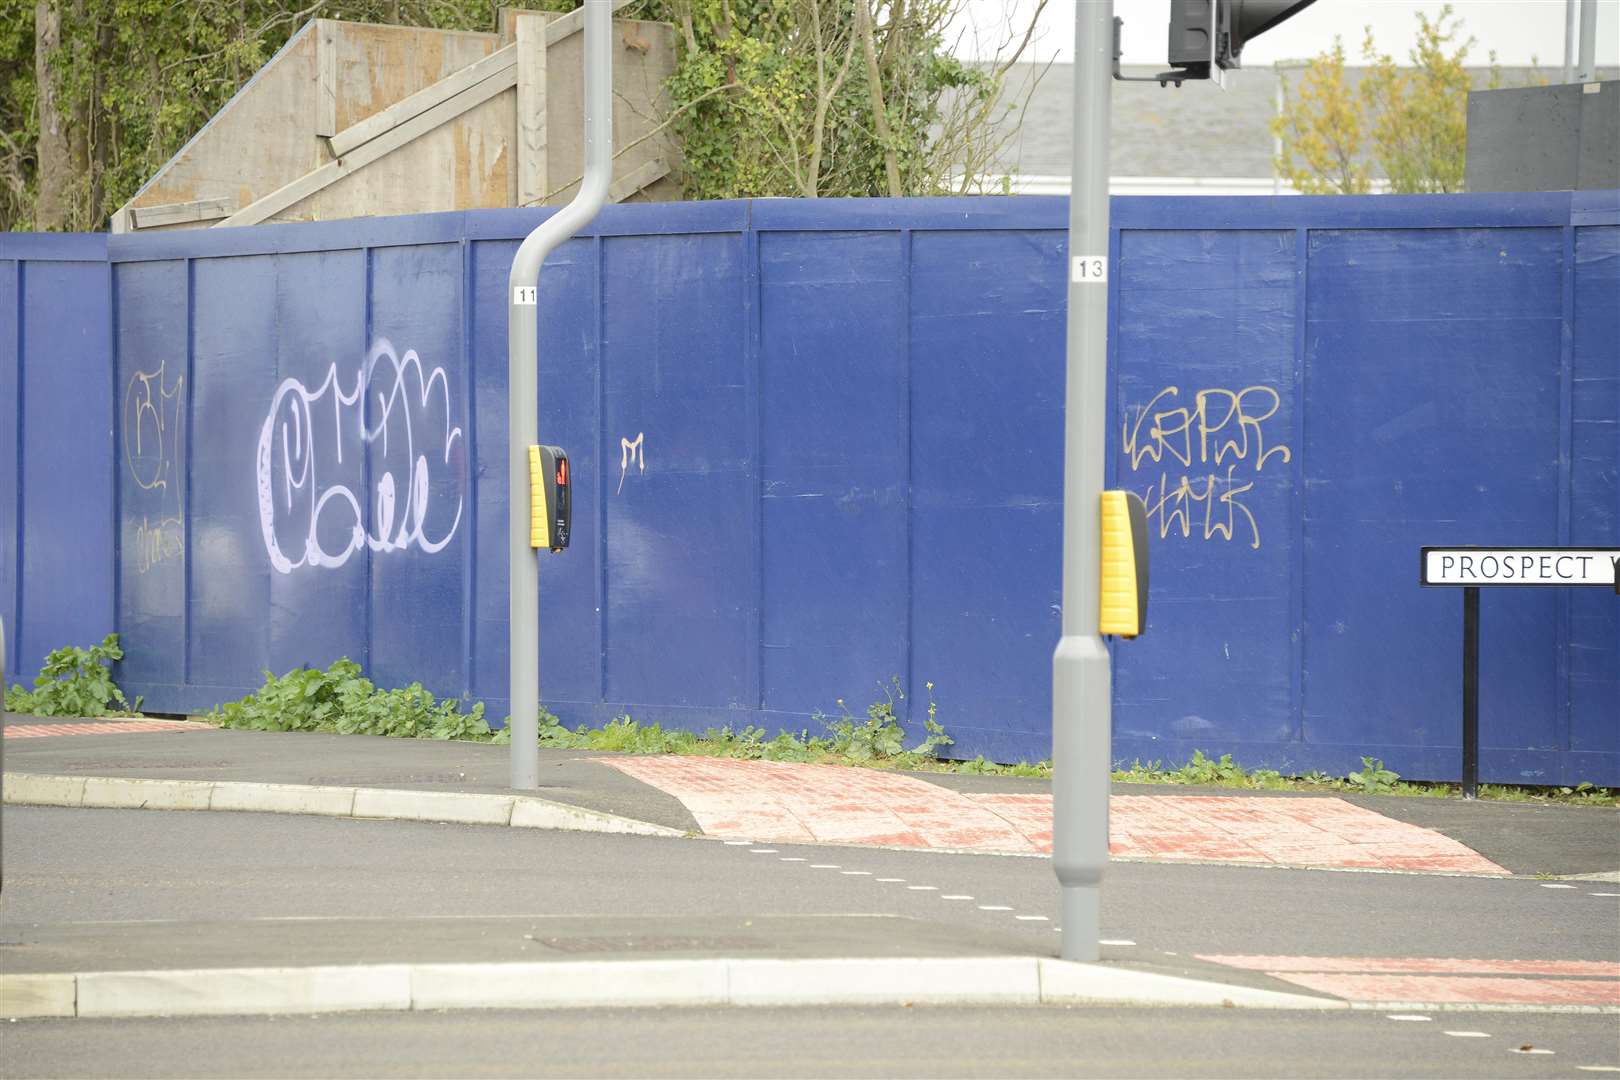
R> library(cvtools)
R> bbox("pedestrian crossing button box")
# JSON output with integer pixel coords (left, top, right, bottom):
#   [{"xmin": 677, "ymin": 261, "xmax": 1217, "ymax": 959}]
[{"xmin": 529, "ymin": 444, "xmax": 571, "ymax": 552}]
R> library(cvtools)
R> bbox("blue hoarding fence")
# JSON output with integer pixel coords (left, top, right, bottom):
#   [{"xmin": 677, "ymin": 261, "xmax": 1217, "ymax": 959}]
[{"xmin": 3, "ymin": 192, "xmax": 1616, "ymax": 785}]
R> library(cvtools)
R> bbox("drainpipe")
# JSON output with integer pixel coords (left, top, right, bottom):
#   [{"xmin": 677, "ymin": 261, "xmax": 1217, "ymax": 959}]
[
  {"xmin": 1564, "ymin": 0, "xmax": 1577, "ymax": 83},
  {"xmin": 509, "ymin": 0, "xmax": 613, "ymax": 789}
]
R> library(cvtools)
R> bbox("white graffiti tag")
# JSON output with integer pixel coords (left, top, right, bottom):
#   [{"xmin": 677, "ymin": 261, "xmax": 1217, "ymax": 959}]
[{"xmin": 256, "ymin": 338, "xmax": 464, "ymax": 573}]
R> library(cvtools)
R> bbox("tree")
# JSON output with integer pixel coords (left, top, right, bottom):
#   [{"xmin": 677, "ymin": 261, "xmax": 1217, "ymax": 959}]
[
  {"xmin": 1272, "ymin": 5, "xmax": 1538, "ymax": 195},
  {"xmin": 5, "ymin": 0, "xmax": 1042, "ymax": 230}
]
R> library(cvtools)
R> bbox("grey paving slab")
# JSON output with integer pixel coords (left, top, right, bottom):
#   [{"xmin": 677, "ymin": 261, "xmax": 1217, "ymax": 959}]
[{"xmin": 0, "ymin": 722, "xmax": 699, "ymax": 833}]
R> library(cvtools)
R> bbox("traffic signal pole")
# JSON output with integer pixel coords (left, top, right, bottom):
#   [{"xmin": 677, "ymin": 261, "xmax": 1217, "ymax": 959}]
[
  {"xmin": 509, "ymin": 0, "xmax": 612, "ymax": 790},
  {"xmin": 1052, "ymin": 0, "xmax": 1115, "ymax": 964}
]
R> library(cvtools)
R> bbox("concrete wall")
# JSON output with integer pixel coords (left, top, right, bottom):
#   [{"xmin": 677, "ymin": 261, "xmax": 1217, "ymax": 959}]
[{"xmin": 114, "ymin": 13, "xmax": 677, "ymax": 232}]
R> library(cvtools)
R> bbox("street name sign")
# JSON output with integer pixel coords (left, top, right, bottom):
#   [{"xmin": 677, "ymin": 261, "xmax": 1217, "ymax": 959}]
[
  {"xmin": 1419, "ymin": 546, "xmax": 1618, "ymax": 801},
  {"xmin": 1421, "ymin": 547, "xmax": 1619, "ymax": 590}
]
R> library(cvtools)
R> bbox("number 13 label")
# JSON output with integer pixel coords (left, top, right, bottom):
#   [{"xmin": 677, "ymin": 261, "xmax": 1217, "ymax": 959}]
[{"xmin": 1071, "ymin": 256, "xmax": 1107, "ymax": 284}]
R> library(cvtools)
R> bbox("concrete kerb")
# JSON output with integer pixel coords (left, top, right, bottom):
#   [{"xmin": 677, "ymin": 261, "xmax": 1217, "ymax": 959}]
[
  {"xmin": 1, "ymin": 957, "xmax": 1353, "ymax": 1019},
  {"xmin": 1, "ymin": 772, "xmax": 684, "ymax": 839}
]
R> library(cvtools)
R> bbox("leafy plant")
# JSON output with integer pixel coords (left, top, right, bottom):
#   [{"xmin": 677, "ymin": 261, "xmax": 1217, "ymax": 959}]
[
  {"xmin": 213, "ymin": 658, "xmax": 489, "ymax": 741},
  {"xmin": 5, "ymin": 633, "xmax": 138, "ymax": 717},
  {"xmin": 1347, "ymin": 756, "xmax": 1401, "ymax": 794},
  {"xmin": 1173, "ymin": 750, "xmax": 1249, "ymax": 787}
]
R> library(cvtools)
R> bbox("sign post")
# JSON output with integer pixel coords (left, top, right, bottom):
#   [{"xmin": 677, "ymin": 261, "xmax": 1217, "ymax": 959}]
[{"xmin": 1420, "ymin": 547, "xmax": 1618, "ymax": 798}]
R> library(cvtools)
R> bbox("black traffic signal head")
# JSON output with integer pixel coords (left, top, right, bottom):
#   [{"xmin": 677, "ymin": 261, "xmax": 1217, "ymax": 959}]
[{"xmin": 1166, "ymin": 0, "xmax": 1318, "ymax": 79}]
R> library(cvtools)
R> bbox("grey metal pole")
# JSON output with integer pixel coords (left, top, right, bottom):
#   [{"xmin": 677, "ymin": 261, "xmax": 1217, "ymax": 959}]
[
  {"xmin": 1563, "ymin": 0, "xmax": 1578, "ymax": 83},
  {"xmin": 1053, "ymin": 0, "xmax": 1114, "ymax": 964},
  {"xmin": 1576, "ymin": 0, "xmax": 1597, "ymax": 82},
  {"xmin": 509, "ymin": 0, "xmax": 613, "ymax": 790}
]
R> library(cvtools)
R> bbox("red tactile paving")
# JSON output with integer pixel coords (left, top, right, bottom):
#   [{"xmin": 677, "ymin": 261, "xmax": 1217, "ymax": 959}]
[
  {"xmin": 591, "ymin": 756, "xmax": 1510, "ymax": 873},
  {"xmin": 2, "ymin": 720, "xmax": 211, "ymax": 739},
  {"xmin": 1198, "ymin": 955, "xmax": 1620, "ymax": 978},
  {"xmin": 1267, "ymin": 973, "xmax": 1620, "ymax": 1006}
]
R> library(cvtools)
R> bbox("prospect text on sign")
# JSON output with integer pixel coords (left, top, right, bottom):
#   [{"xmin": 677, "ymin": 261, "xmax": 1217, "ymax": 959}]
[{"xmin": 1421, "ymin": 548, "xmax": 1620, "ymax": 588}]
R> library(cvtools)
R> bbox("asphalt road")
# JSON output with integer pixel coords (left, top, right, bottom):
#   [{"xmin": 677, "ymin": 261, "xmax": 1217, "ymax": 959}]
[
  {"xmin": 6, "ymin": 1006, "xmax": 1619, "ymax": 1079},
  {"xmin": 3, "ymin": 806, "xmax": 1617, "ymax": 975}
]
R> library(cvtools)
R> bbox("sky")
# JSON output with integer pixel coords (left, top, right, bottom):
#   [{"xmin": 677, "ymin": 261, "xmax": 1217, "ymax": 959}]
[{"xmin": 951, "ymin": 0, "xmax": 1620, "ymax": 69}]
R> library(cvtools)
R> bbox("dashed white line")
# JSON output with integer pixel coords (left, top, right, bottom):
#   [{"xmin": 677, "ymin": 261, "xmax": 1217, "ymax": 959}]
[
  {"xmin": 841, "ymin": 870, "xmax": 872, "ymax": 876},
  {"xmin": 1539, "ymin": 883, "xmax": 1577, "ymax": 889},
  {"xmin": 941, "ymin": 895, "xmax": 974, "ymax": 901},
  {"xmin": 1443, "ymin": 1031, "xmax": 1491, "ymax": 1038},
  {"xmin": 907, "ymin": 885, "xmax": 939, "ymax": 891},
  {"xmin": 1592, "ymin": 892, "xmax": 1620, "ymax": 897},
  {"xmin": 876, "ymin": 878, "xmax": 906, "ymax": 883},
  {"xmin": 749, "ymin": 849, "xmax": 779, "ymax": 854},
  {"xmin": 723, "ymin": 840, "xmax": 754, "ymax": 846},
  {"xmin": 978, "ymin": 905, "xmax": 1013, "ymax": 911},
  {"xmin": 1384, "ymin": 1015, "xmax": 1434, "ymax": 1022},
  {"xmin": 779, "ymin": 857, "xmax": 806, "ymax": 862},
  {"xmin": 1099, "ymin": 939, "xmax": 1137, "ymax": 946},
  {"xmin": 1508, "ymin": 1048, "xmax": 1555, "ymax": 1055},
  {"xmin": 1575, "ymin": 1065, "xmax": 1620, "ymax": 1072},
  {"xmin": 1016, "ymin": 915, "xmax": 1050, "ymax": 921},
  {"xmin": 810, "ymin": 864, "xmax": 841, "ymax": 869}
]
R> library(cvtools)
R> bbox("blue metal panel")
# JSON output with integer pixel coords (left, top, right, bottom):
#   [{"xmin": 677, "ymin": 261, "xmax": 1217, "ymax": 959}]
[
  {"xmin": 1568, "ymin": 225, "xmax": 1619, "ymax": 769},
  {"xmin": 909, "ymin": 229, "xmax": 1067, "ymax": 762},
  {"xmin": 1112, "ymin": 230, "xmax": 1298, "ymax": 762},
  {"xmin": 18, "ymin": 257, "xmax": 114, "ymax": 680},
  {"xmin": 365, "ymin": 243, "xmax": 470, "ymax": 694},
  {"xmin": 534, "ymin": 234, "xmax": 603, "ymax": 711},
  {"xmin": 601, "ymin": 231, "xmax": 753, "ymax": 711},
  {"xmin": 263, "ymin": 249, "xmax": 371, "ymax": 677},
  {"xmin": 759, "ymin": 231, "xmax": 907, "ymax": 719},
  {"xmin": 1, "ymin": 259, "xmax": 17, "ymax": 676},
  {"xmin": 115, "ymin": 260, "xmax": 188, "ymax": 694},
  {"xmin": 188, "ymin": 255, "xmax": 280, "ymax": 694},
  {"xmin": 1302, "ymin": 227, "xmax": 1566, "ymax": 779}
]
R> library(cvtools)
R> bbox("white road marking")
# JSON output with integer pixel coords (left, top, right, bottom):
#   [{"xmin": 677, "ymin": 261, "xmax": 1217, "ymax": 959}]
[
  {"xmin": 779, "ymin": 857, "xmax": 806, "ymax": 862},
  {"xmin": 941, "ymin": 895, "xmax": 974, "ymax": 901},
  {"xmin": 1384, "ymin": 1015, "xmax": 1434, "ymax": 1022},
  {"xmin": 723, "ymin": 840, "xmax": 753, "ymax": 846},
  {"xmin": 841, "ymin": 870, "xmax": 872, "ymax": 876},
  {"xmin": 1016, "ymin": 915, "xmax": 1050, "ymax": 921},
  {"xmin": 907, "ymin": 885, "xmax": 939, "ymax": 891},
  {"xmin": 978, "ymin": 905, "xmax": 1013, "ymax": 911},
  {"xmin": 810, "ymin": 864, "xmax": 841, "ymax": 869},
  {"xmin": 876, "ymin": 878, "xmax": 906, "ymax": 883},
  {"xmin": 1508, "ymin": 1048, "xmax": 1555, "ymax": 1055},
  {"xmin": 749, "ymin": 849, "xmax": 778, "ymax": 854},
  {"xmin": 1575, "ymin": 1066, "xmax": 1620, "ymax": 1072},
  {"xmin": 1444, "ymin": 1031, "xmax": 1492, "ymax": 1038},
  {"xmin": 1592, "ymin": 892, "xmax": 1620, "ymax": 897},
  {"xmin": 1099, "ymin": 939, "xmax": 1137, "ymax": 946},
  {"xmin": 1538, "ymin": 883, "xmax": 1577, "ymax": 889}
]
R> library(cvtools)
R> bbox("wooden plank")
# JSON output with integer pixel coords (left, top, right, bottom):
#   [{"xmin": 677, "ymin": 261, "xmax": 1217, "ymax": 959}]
[
  {"xmin": 220, "ymin": 64, "xmax": 518, "ymax": 228},
  {"xmin": 607, "ymin": 157, "xmax": 670, "ymax": 203},
  {"xmin": 544, "ymin": 0, "xmax": 634, "ymax": 45},
  {"xmin": 515, "ymin": 12, "xmax": 548, "ymax": 207},
  {"xmin": 130, "ymin": 198, "xmax": 234, "ymax": 229},
  {"xmin": 314, "ymin": 20, "xmax": 337, "ymax": 138},
  {"xmin": 328, "ymin": 42, "xmax": 516, "ymax": 159}
]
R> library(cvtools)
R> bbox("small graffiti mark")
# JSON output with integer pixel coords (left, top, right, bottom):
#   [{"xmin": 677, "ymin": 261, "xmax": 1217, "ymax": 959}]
[
  {"xmin": 256, "ymin": 338, "xmax": 464, "ymax": 574},
  {"xmin": 1123, "ymin": 384, "xmax": 1290, "ymax": 551},
  {"xmin": 618, "ymin": 431, "xmax": 645, "ymax": 495},
  {"xmin": 123, "ymin": 360, "xmax": 185, "ymax": 572}
]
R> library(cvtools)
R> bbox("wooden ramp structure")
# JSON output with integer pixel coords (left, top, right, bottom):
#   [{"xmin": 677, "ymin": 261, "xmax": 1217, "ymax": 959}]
[{"xmin": 111, "ymin": 4, "xmax": 676, "ymax": 233}]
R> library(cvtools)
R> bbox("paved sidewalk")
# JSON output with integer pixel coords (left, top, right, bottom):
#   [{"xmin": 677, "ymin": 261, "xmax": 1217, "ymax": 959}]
[{"xmin": 3, "ymin": 715, "xmax": 1615, "ymax": 876}]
